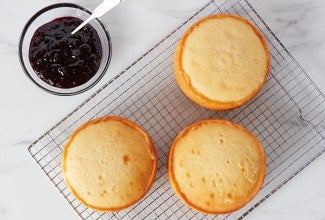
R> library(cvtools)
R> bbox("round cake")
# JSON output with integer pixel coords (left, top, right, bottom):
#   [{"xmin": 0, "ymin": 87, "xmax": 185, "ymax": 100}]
[
  {"xmin": 62, "ymin": 116, "xmax": 157, "ymax": 211},
  {"xmin": 174, "ymin": 14, "xmax": 270, "ymax": 110},
  {"xmin": 168, "ymin": 119, "xmax": 266, "ymax": 214}
]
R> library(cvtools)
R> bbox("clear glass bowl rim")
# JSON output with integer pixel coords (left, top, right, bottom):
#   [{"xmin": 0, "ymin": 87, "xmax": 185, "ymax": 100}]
[{"xmin": 18, "ymin": 3, "xmax": 112, "ymax": 96}]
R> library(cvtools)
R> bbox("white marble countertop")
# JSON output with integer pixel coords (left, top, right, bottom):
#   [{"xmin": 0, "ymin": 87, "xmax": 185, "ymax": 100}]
[{"xmin": 0, "ymin": 0, "xmax": 325, "ymax": 219}]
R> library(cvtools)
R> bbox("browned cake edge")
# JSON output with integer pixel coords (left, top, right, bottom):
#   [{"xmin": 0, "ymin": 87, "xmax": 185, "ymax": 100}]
[
  {"xmin": 62, "ymin": 116, "xmax": 158, "ymax": 212},
  {"xmin": 174, "ymin": 14, "xmax": 270, "ymax": 110},
  {"xmin": 168, "ymin": 119, "xmax": 266, "ymax": 214}
]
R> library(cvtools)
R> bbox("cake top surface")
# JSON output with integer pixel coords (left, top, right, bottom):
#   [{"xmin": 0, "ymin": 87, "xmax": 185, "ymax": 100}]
[
  {"xmin": 169, "ymin": 119, "xmax": 266, "ymax": 213},
  {"xmin": 180, "ymin": 15, "xmax": 269, "ymax": 103},
  {"xmin": 62, "ymin": 116, "xmax": 157, "ymax": 211}
]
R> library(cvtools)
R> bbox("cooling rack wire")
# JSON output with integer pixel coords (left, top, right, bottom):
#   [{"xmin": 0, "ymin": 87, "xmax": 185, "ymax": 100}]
[{"xmin": 28, "ymin": 0, "xmax": 325, "ymax": 219}]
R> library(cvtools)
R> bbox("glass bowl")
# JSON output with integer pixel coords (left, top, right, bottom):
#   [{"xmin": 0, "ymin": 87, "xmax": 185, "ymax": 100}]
[{"xmin": 19, "ymin": 3, "xmax": 112, "ymax": 95}]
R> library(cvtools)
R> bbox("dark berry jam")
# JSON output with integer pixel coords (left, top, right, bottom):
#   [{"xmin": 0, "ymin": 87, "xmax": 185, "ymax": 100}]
[{"xmin": 29, "ymin": 17, "xmax": 102, "ymax": 89}]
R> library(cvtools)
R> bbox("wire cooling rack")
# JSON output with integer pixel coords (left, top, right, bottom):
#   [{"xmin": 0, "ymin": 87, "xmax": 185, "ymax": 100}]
[{"xmin": 28, "ymin": 0, "xmax": 325, "ymax": 219}]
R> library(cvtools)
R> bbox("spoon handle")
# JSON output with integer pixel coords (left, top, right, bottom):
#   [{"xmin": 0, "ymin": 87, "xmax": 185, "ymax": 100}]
[
  {"xmin": 71, "ymin": 0, "xmax": 121, "ymax": 35},
  {"xmin": 71, "ymin": 15, "xmax": 95, "ymax": 35}
]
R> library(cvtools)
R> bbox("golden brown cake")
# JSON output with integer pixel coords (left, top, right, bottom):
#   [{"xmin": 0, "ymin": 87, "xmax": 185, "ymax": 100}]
[
  {"xmin": 174, "ymin": 14, "xmax": 270, "ymax": 110},
  {"xmin": 168, "ymin": 119, "xmax": 266, "ymax": 214},
  {"xmin": 62, "ymin": 116, "xmax": 157, "ymax": 211}
]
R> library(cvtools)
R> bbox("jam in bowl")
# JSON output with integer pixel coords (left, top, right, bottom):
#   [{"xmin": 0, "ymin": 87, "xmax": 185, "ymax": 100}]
[{"xmin": 19, "ymin": 3, "xmax": 112, "ymax": 95}]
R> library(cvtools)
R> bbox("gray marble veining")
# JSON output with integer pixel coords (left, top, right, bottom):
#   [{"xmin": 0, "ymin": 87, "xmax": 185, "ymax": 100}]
[{"xmin": 0, "ymin": 0, "xmax": 324, "ymax": 219}]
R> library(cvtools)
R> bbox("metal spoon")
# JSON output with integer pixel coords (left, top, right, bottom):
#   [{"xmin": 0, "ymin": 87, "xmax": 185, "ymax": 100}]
[{"xmin": 71, "ymin": 0, "xmax": 121, "ymax": 35}]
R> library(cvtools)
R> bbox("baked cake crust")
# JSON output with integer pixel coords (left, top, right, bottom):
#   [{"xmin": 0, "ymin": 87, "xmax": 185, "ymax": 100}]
[
  {"xmin": 62, "ymin": 116, "xmax": 157, "ymax": 211},
  {"xmin": 168, "ymin": 119, "xmax": 266, "ymax": 214},
  {"xmin": 174, "ymin": 14, "xmax": 270, "ymax": 110}
]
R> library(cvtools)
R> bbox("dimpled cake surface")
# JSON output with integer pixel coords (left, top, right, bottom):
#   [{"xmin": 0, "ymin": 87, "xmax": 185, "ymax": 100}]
[
  {"xmin": 62, "ymin": 116, "xmax": 157, "ymax": 211},
  {"xmin": 168, "ymin": 119, "xmax": 266, "ymax": 214},
  {"xmin": 174, "ymin": 14, "xmax": 270, "ymax": 110}
]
